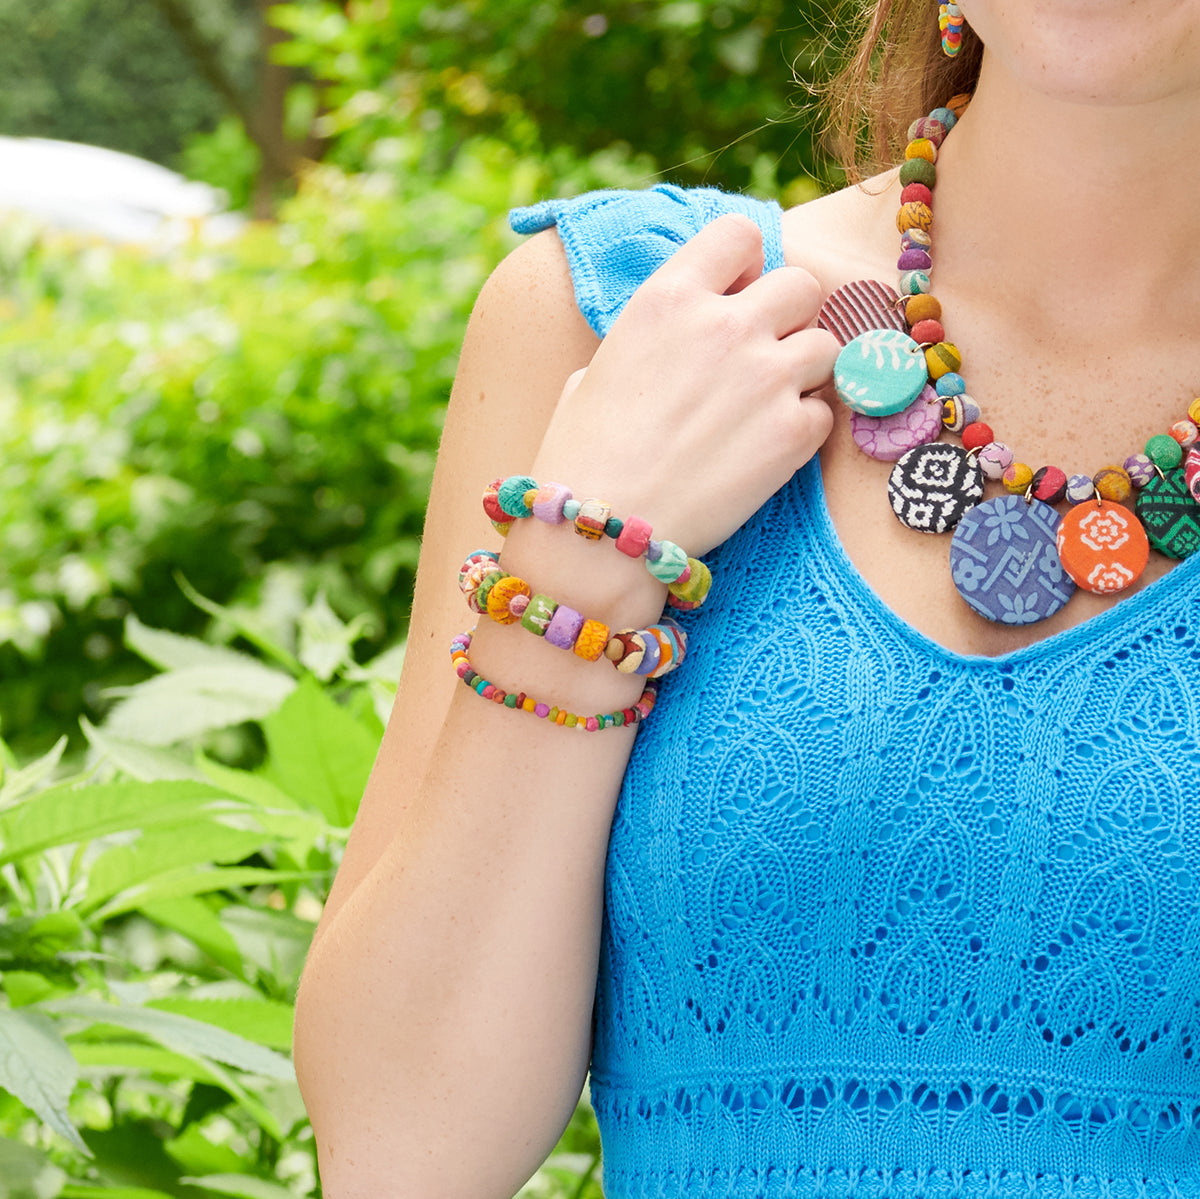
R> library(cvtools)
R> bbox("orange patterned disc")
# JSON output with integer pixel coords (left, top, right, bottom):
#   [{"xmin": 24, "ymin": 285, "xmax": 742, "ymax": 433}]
[{"xmin": 1055, "ymin": 501, "xmax": 1150, "ymax": 594}]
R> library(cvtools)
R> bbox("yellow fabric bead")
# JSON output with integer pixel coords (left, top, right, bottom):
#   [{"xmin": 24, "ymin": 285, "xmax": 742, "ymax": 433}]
[
  {"xmin": 486, "ymin": 575, "xmax": 530, "ymax": 625},
  {"xmin": 925, "ymin": 342, "xmax": 962, "ymax": 379},
  {"xmin": 573, "ymin": 618, "xmax": 611, "ymax": 661},
  {"xmin": 1093, "ymin": 466, "xmax": 1133, "ymax": 504},
  {"xmin": 905, "ymin": 138, "xmax": 937, "ymax": 164},
  {"xmin": 1003, "ymin": 462, "xmax": 1033, "ymax": 494},
  {"xmin": 896, "ymin": 201, "xmax": 933, "ymax": 233},
  {"xmin": 905, "ymin": 294, "xmax": 942, "ymax": 325},
  {"xmin": 1188, "ymin": 398, "xmax": 1200, "ymax": 425}
]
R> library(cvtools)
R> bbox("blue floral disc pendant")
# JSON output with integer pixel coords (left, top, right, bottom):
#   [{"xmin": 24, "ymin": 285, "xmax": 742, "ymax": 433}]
[{"xmin": 949, "ymin": 495, "xmax": 1076, "ymax": 624}]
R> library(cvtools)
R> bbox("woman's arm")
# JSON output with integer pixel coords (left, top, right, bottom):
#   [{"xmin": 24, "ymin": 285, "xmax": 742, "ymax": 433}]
[{"xmin": 293, "ymin": 214, "xmax": 838, "ymax": 1198}]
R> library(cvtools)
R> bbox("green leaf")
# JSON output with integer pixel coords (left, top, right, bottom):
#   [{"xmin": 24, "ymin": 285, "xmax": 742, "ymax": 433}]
[
  {"xmin": 95, "ymin": 867, "xmax": 315, "ymax": 922},
  {"xmin": 0, "ymin": 737, "xmax": 68, "ymax": 808},
  {"xmin": 42, "ymin": 997, "xmax": 295, "ymax": 1080},
  {"xmin": 0, "ymin": 1135, "xmax": 67, "ymax": 1199},
  {"xmin": 147, "ymin": 997, "xmax": 294, "ymax": 1051},
  {"xmin": 297, "ymin": 591, "xmax": 373, "ymax": 681},
  {"xmin": 0, "ymin": 1007, "xmax": 87, "ymax": 1152},
  {"xmin": 139, "ymin": 897, "xmax": 245, "ymax": 977},
  {"xmin": 260, "ymin": 676, "xmax": 376, "ymax": 825},
  {"xmin": 84, "ymin": 822, "xmax": 270, "ymax": 911},
  {"xmin": 61, "ymin": 1190, "xmax": 174, "ymax": 1199},
  {"xmin": 0, "ymin": 780, "xmax": 230, "ymax": 866},
  {"xmin": 102, "ymin": 664, "xmax": 297, "ymax": 746},
  {"xmin": 81, "ymin": 717, "xmax": 208, "ymax": 783},
  {"xmin": 196, "ymin": 754, "xmax": 304, "ymax": 812},
  {"xmin": 2, "ymin": 972, "xmax": 62, "ymax": 1008},
  {"xmin": 69, "ymin": 1042, "xmax": 225, "ymax": 1083},
  {"xmin": 124, "ymin": 615, "xmax": 267, "ymax": 674},
  {"xmin": 164, "ymin": 1125, "xmax": 247, "ymax": 1180},
  {"xmin": 179, "ymin": 1176, "xmax": 296, "ymax": 1199}
]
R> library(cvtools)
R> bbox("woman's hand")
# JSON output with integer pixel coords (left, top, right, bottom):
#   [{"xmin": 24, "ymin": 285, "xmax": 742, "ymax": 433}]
[{"xmin": 533, "ymin": 212, "xmax": 839, "ymax": 555}]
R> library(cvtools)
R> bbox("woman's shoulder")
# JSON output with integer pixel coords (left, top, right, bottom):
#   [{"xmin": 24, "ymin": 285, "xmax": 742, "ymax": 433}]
[{"xmin": 779, "ymin": 167, "xmax": 902, "ymax": 295}]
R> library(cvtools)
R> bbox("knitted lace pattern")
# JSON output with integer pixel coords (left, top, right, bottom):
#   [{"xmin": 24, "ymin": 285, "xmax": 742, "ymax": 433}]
[{"xmin": 511, "ymin": 189, "xmax": 1200, "ymax": 1199}]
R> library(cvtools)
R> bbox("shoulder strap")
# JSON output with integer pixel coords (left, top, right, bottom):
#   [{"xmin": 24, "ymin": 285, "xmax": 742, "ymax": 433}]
[{"xmin": 510, "ymin": 184, "xmax": 784, "ymax": 337}]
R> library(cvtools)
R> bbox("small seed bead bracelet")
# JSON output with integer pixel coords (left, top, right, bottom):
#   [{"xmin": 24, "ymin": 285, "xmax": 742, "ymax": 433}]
[
  {"xmin": 451, "ymin": 630, "xmax": 658, "ymax": 731},
  {"xmin": 459, "ymin": 550, "xmax": 687, "ymax": 678},
  {"xmin": 482, "ymin": 475, "xmax": 712, "ymax": 610}
]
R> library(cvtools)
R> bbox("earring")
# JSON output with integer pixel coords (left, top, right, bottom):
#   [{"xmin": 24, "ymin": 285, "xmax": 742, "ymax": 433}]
[{"xmin": 938, "ymin": 2, "xmax": 964, "ymax": 56}]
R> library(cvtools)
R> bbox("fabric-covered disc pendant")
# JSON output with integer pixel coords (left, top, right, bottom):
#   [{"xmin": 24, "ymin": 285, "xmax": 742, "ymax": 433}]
[
  {"xmin": 888, "ymin": 443, "xmax": 984, "ymax": 532},
  {"xmin": 851, "ymin": 383, "xmax": 943, "ymax": 462},
  {"xmin": 1135, "ymin": 467, "xmax": 1200, "ymax": 559},
  {"xmin": 835, "ymin": 329, "xmax": 930, "ymax": 416},
  {"xmin": 1055, "ymin": 500, "xmax": 1149, "ymax": 594},
  {"xmin": 949, "ymin": 496, "xmax": 1075, "ymax": 624},
  {"xmin": 817, "ymin": 279, "xmax": 906, "ymax": 346}
]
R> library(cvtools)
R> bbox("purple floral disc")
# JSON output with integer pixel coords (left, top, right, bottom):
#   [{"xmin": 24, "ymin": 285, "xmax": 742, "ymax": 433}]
[
  {"xmin": 851, "ymin": 384, "xmax": 943, "ymax": 462},
  {"xmin": 888, "ymin": 443, "xmax": 984, "ymax": 533},
  {"xmin": 949, "ymin": 495, "xmax": 1076, "ymax": 624},
  {"xmin": 817, "ymin": 279, "xmax": 907, "ymax": 345}
]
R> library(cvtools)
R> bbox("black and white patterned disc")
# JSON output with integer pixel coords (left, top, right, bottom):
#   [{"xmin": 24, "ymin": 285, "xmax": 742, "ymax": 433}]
[
  {"xmin": 1135, "ymin": 467, "xmax": 1200, "ymax": 559},
  {"xmin": 887, "ymin": 443, "xmax": 984, "ymax": 533},
  {"xmin": 949, "ymin": 496, "xmax": 1075, "ymax": 624}
]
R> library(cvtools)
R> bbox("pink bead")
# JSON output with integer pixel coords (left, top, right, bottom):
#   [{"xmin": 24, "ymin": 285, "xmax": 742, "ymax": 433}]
[
  {"xmin": 585, "ymin": 717, "xmax": 600, "ymax": 732},
  {"xmin": 977, "ymin": 441, "xmax": 1014, "ymax": 481},
  {"xmin": 615, "ymin": 515, "xmax": 653, "ymax": 558},
  {"xmin": 509, "ymin": 593, "xmax": 530, "ymax": 617},
  {"xmin": 534, "ymin": 702, "xmax": 550, "ymax": 718},
  {"xmin": 1186, "ymin": 447, "xmax": 1200, "ymax": 502},
  {"xmin": 481, "ymin": 684, "xmax": 496, "ymax": 699}
]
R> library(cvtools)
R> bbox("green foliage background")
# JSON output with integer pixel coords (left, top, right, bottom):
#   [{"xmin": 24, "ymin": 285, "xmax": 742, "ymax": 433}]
[{"xmin": 0, "ymin": 0, "xmax": 842, "ymax": 1193}]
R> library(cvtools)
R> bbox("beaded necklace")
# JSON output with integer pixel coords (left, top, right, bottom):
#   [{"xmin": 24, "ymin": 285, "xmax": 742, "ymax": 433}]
[{"xmin": 820, "ymin": 96, "xmax": 1200, "ymax": 626}]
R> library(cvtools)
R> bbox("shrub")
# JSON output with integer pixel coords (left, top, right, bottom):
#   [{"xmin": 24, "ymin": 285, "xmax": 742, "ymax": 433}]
[{"xmin": 0, "ymin": 132, "xmax": 654, "ymax": 753}]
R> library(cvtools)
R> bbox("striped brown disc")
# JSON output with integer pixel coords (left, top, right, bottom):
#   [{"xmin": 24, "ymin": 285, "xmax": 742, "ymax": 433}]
[{"xmin": 817, "ymin": 279, "xmax": 907, "ymax": 346}]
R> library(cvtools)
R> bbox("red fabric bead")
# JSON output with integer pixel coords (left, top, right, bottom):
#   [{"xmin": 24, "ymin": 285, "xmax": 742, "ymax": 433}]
[
  {"xmin": 900, "ymin": 183, "xmax": 933, "ymax": 207},
  {"xmin": 961, "ymin": 422, "xmax": 994, "ymax": 451},
  {"xmin": 1032, "ymin": 466, "xmax": 1069, "ymax": 504},
  {"xmin": 911, "ymin": 319, "xmax": 945, "ymax": 344}
]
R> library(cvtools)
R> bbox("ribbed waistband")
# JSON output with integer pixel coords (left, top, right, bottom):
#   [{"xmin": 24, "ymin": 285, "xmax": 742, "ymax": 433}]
[{"xmin": 601, "ymin": 1166, "xmax": 1195, "ymax": 1198}]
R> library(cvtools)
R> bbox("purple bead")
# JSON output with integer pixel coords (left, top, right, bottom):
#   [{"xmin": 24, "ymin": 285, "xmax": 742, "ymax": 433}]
[
  {"xmin": 632, "ymin": 634, "xmax": 661, "ymax": 676},
  {"xmin": 1123, "ymin": 452, "xmax": 1156, "ymax": 488},
  {"xmin": 544, "ymin": 604, "xmax": 585, "ymax": 650},
  {"xmin": 897, "ymin": 248, "xmax": 933, "ymax": 271}
]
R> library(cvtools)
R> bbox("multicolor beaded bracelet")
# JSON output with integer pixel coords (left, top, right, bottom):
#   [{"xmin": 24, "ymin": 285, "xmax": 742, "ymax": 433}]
[
  {"xmin": 481, "ymin": 475, "xmax": 712, "ymax": 611},
  {"xmin": 450, "ymin": 630, "xmax": 657, "ymax": 731},
  {"xmin": 459, "ymin": 550, "xmax": 687, "ymax": 678}
]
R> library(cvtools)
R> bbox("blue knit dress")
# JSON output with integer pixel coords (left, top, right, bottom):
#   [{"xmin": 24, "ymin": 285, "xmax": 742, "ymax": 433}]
[{"xmin": 512, "ymin": 187, "xmax": 1200, "ymax": 1199}]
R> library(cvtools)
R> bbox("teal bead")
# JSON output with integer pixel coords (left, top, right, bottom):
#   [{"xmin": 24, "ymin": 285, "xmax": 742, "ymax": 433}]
[
  {"xmin": 496, "ymin": 474, "xmax": 537, "ymax": 518},
  {"xmin": 930, "ymin": 107, "xmax": 957, "ymax": 130},
  {"xmin": 899, "ymin": 270, "xmax": 931, "ymax": 295},
  {"xmin": 835, "ymin": 330, "xmax": 930, "ymax": 417},
  {"xmin": 1146, "ymin": 433, "xmax": 1184, "ymax": 470},
  {"xmin": 646, "ymin": 539, "xmax": 688, "ymax": 583}
]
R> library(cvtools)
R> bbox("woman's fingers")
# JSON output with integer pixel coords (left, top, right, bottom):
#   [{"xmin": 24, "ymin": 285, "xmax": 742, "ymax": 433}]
[{"xmin": 655, "ymin": 212, "xmax": 766, "ymax": 296}]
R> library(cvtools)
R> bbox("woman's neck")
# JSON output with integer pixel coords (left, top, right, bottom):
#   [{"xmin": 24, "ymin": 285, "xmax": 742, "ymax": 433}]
[{"xmin": 933, "ymin": 53, "xmax": 1200, "ymax": 328}]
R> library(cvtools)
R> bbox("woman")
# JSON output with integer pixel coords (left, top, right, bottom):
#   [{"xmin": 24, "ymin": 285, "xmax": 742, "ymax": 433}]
[{"xmin": 294, "ymin": 0, "xmax": 1200, "ymax": 1195}]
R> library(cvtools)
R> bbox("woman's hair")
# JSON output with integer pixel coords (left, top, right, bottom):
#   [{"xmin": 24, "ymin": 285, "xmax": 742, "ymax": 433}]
[{"xmin": 821, "ymin": 0, "xmax": 984, "ymax": 179}]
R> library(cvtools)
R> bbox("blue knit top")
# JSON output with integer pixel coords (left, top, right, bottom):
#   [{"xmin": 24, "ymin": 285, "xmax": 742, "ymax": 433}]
[{"xmin": 511, "ymin": 187, "xmax": 1200, "ymax": 1199}]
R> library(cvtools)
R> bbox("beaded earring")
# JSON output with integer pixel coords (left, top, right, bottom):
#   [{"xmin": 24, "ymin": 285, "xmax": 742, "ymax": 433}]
[{"xmin": 938, "ymin": 2, "xmax": 964, "ymax": 57}]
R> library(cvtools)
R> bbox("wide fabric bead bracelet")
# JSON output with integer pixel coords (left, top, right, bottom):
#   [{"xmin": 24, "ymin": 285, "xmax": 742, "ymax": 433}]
[
  {"xmin": 459, "ymin": 549, "xmax": 688, "ymax": 679},
  {"xmin": 450, "ymin": 630, "xmax": 658, "ymax": 732},
  {"xmin": 482, "ymin": 475, "xmax": 712, "ymax": 611}
]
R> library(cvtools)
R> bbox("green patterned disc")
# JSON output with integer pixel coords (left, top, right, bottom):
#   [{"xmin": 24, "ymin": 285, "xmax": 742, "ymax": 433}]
[{"xmin": 1135, "ymin": 467, "xmax": 1200, "ymax": 559}]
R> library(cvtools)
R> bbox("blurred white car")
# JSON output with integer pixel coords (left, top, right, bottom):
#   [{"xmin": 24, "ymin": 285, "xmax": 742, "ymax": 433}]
[{"xmin": 0, "ymin": 136, "xmax": 243, "ymax": 244}]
